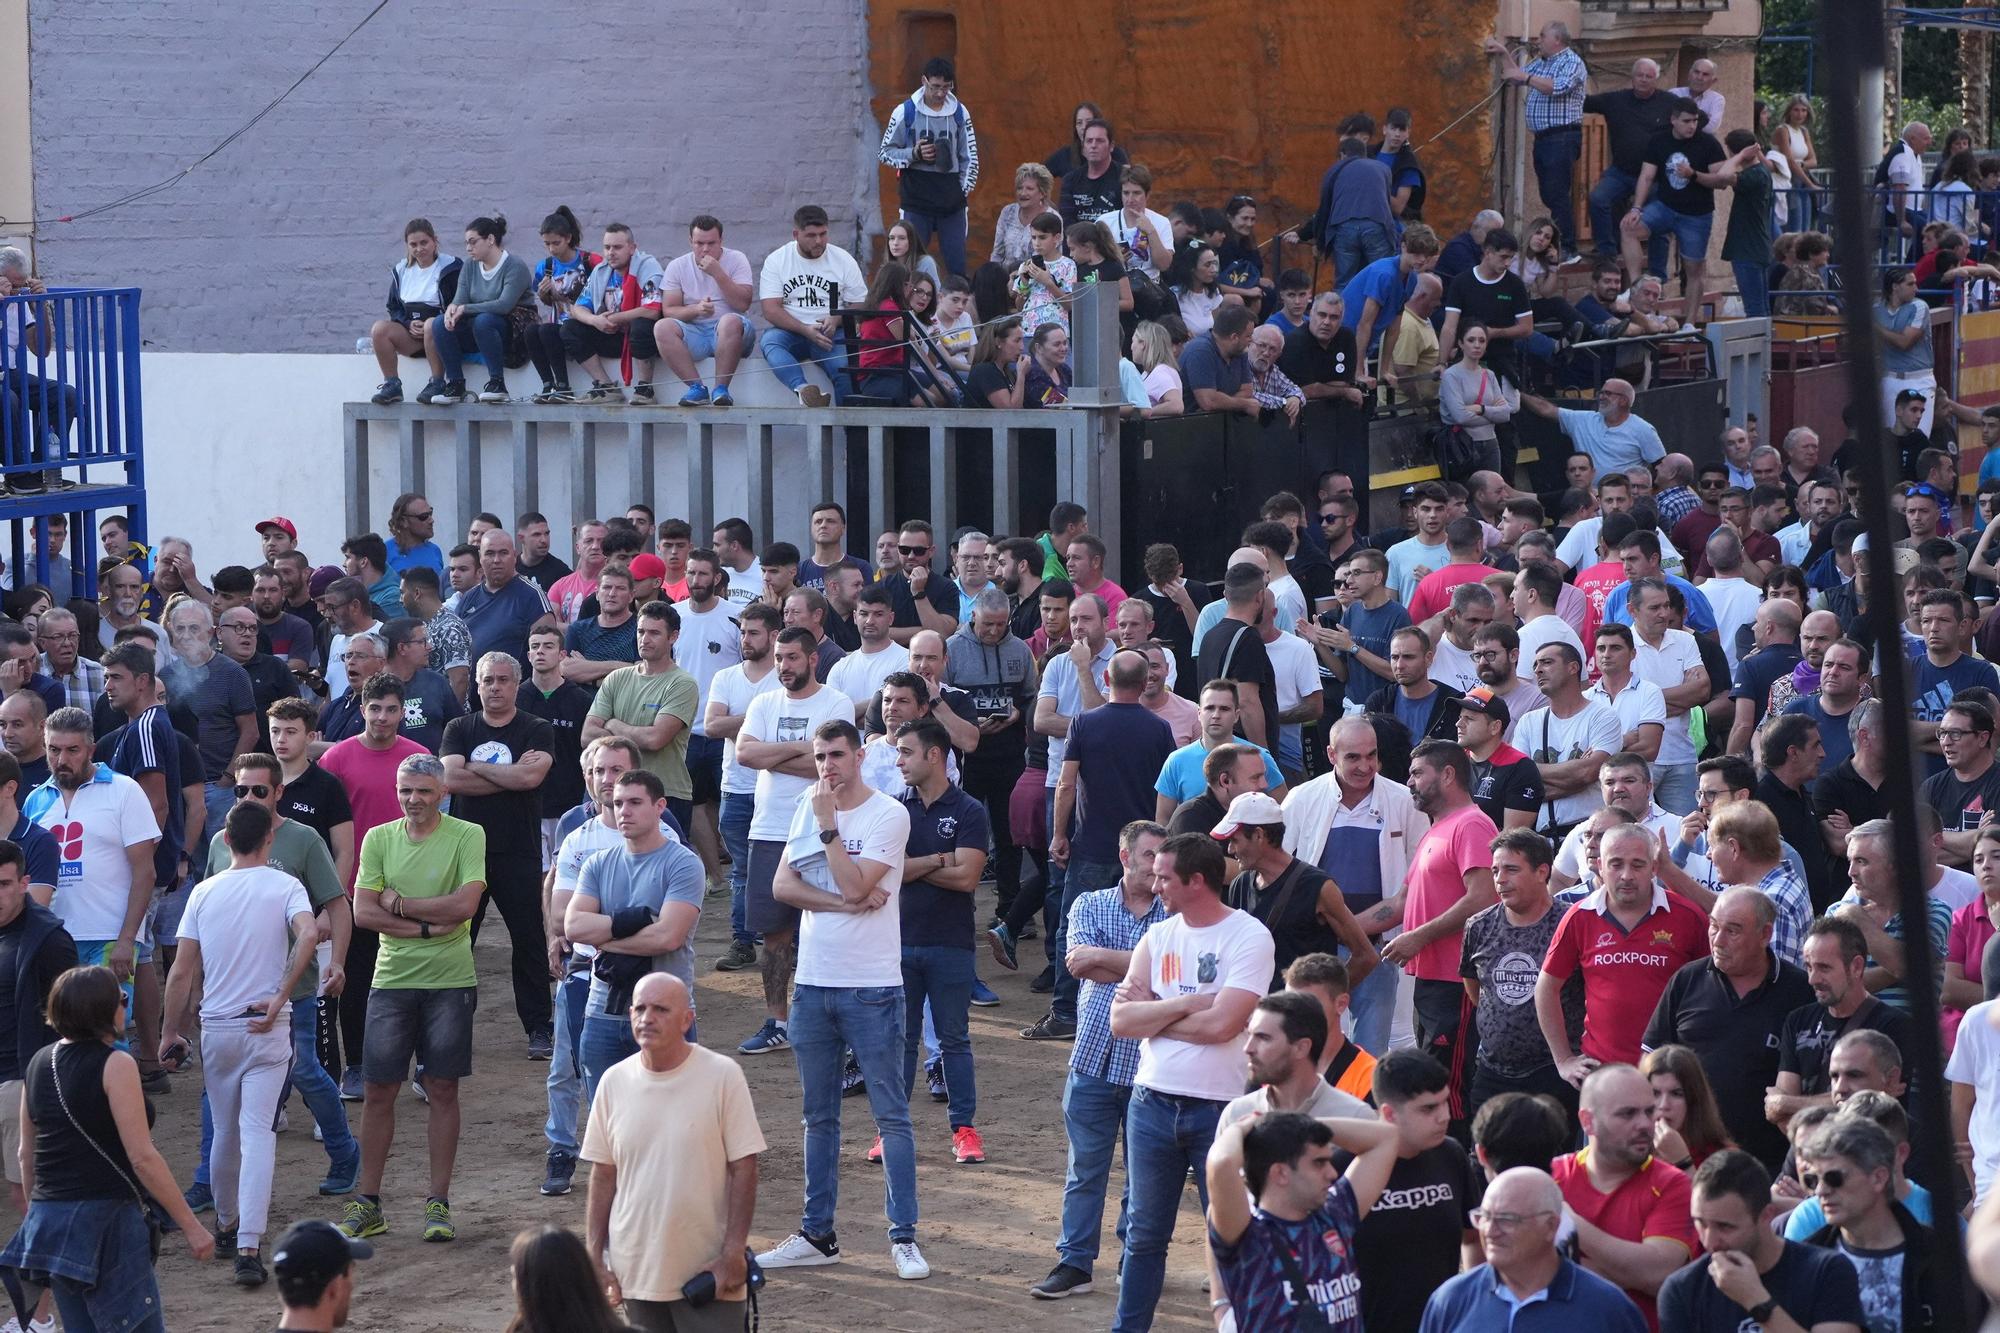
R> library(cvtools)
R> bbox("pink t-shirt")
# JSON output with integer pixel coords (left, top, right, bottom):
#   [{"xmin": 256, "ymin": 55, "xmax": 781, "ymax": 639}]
[
  {"xmin": 1408, "ymin": 563, "xmax": 1491, "ymax": 624},
  {"xmin": 1946, "ymin": 896, "xmax": 1997, "ymax": 1049},
  {"xmin": 319, "ymin": 735, "xmax": 430, "ymax": 891},
  {"xmin": 547, "ymin": 569, "xmax": 600, "ymax": 624},
  {"xmin": 1403, "ymin": 802, "xmax": 1498, "ymax": 981}
]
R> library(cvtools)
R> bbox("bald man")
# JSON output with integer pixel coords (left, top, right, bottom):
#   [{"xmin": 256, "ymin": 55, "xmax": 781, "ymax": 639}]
[
  {"xmin": 1726, "ymin": 599, "xmax": 1803, "ymax": 755},
  {"xmin": 1383, "ymin": 274, "xmax": 1443, "ymax": 407},
  {"xmin": 1521, "ymin": 378, "xmax": 1664, "ymax": 483},
  {"xmin": 1651, "ymin": 453, "xmax": 1700, "ymax": 530},
  {"xmin": 1422, "ymin": 1166, "xmax": 1647, "ymax": 1329},
  {"xmin": 457, "ymin": 529, "xmax": 555, "ymax": 669}
]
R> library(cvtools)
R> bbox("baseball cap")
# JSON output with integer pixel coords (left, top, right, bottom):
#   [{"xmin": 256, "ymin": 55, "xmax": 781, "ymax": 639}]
[
  {"xmin": 1210, "ymin": 791, "xmax": 1285, "ymax": 840},
  {"xmin": 272, "ymin": 1219, "xmax": 371, "ymax": 1286},
  {"xmin": 1458, "ymin": 684, "xmax": 1511, "ymax": 727},
  {"xmin": 307, "ymin": 565, "xmax": 345, "ymax": 599},
  {"xmin": 1852, "ymin": 532, "xmax": 1920, "ymax": 575},
  {"xmin": 255, "ymin": 516, "xmax": 297, "ymax": 541},
  {"xmin": 1399, "ymin": 484, "xmax": 1420, "ymax": 504},
  {"xmin": 628, "ymin": 553, "xmax": 668, "ymax": 582}
]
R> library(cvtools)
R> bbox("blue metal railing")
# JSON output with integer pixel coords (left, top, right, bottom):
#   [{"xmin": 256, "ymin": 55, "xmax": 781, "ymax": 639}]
[{"xmin": 0, "ymin": 286, "xmax": 148, "ymax": 596}]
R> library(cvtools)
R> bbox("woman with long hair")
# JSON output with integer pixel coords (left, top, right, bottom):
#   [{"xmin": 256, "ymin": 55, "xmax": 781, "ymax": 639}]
[
  {"xmin": 1439, "ymin": 321, "xmax": 1517, "ymax": 475},
  {"xmin": 1064, "ymin": 221, "xmax": 1132, "ymax": 315},
  {"xmin": 854, "ymin": 261, "xmax": 912, "ymax": 405},
  {"xmin": 1215, "ymin": 194, "xmax": 1272, "ymax": 314},
  {"xmin": 1, "ymin": 966, "xmax": 213, "ymax": 1329},
  {"xmin": 969, "ymin": 261, "xmax": 1014, "ymax": 328},
  {"xmin": 1129, "ymin": 320, "xmax": 1182, "ymax": 417},
  {"xmin": 903, "ymin": 271, "xmax": 958, "ymax": 406},
  {"xmin": 963, "ymin": 317, "xmax": 1028, "ymax": 409},
  {"xmin": 1931, "ymin": 126, "xmax": 1976, "ymax": 188},
  {"xmin": 1512, "ymin": 218, "xmax": 1564, "ymax": 299},
  {"xmin": 1642, "ymin": 1045, "xmax": 1733, "ymax": 1170},
  {"xmin": 1776, "ymin": 95, "xmax": 1818, "ymax": 232},
  {"xmin": 1936, "ymin": 150, "xmax": 1983, "ymax": 235},
  {"xmin": 528, "ymin": 205, "xmax": 598, "ymax": 403},
  {"xmin": 506, "ymin": 1225, "xmax": 634, "ymax": 1333},
  {"xmin": 990, "ymin": 163, "xmax": 1056, "ymax": 270},
  {"xmin": 385, "ymin": 491, "xmax": 443, "ymax": 575},
  {"xmin": 419, "ymin": 213, "xmax": 534, "ymax": 406},
  {"xmin": 1165, "ymin": 239, "xmax": 1226, "ymax": 337},
  {"xmin": 1024, "ymin": 323, "xmax": 1073, "ymax": 407},
  {"xmin": 366, "ymin": 218, "xmax": 461, "ymax": 405},
  {"xmin": 884, "ymin": 217, "xmax": 941, "ymax": 287}
]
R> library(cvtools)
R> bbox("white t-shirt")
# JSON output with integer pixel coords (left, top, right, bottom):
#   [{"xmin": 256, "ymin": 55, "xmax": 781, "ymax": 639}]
[
  {"xmin": 660, "ymin": 249, "xmax": 754, "ymax": 314},
  {"xmin": 1632, "ymin": 629, "xmax": 1705, "ymax": 764},
  {"xmin": 826, "ymin": 642, "xmax": 911, "ymax": 708},
  {"xmin": 1555, "ymin": 803, "xmax": 1679, "ymax": 880},
  {"xmin": 1385, "ymin": 536, "xmax": 1449, "ymax": 604},
  {"xmin": 859, "ymin": 735, "xmax": 956, "ymax": 795},
  {"xmin": 1556, "ymin": 519, "xmax": 1685, "ymax": 577},
  {"xmin": 1430, "ymin": 635, "xmax": 1481, "ymax": 694},
  {"xmin": 1097, "ymin": 207, "xmax": 1175, "ymax": 278},
  {"xmin": 670, "ymin": 600, "xmax": 742, "ymax": 736},
  {"xmin": 1583, "ymin": 677, "xmax": 1668, "ymax": 749},
  {"xmin": 1948, "ymin": 998, "xmax": 2000, "ymax": 1205},
  {"xmin": 1701, "ymin": 577, "xmax": 1763, "ymax": 673},
  {"xmin": 1134, "ymin": 909, "xmax": 1277, "ymax": 1100},
  {"xmin": 789, "ymin": 790, "xmax": 910, "ymax": 988},
  {"xmin": 757, "ymin": 241, "xmax": 869, "ymax": 326},
  {"xmin": 742, "ymin": 686, "xmax": 857, "ymax": 841},
  {"xmin": 176, "ymin": 865, "xmax": 312, "ymax": 1022},
  {"xmin": 27, "ymin": 768, "xmax": 162, "ymax": 941},
  {"xmin": 719, "ymin": 562, "xmax": 763, "ymax": 610},
  {"xmin": 1933, "ymin": 867, "xmax": 1981, "ymax": 914},
  {"xmin": 1265, "ymin": 631, "xmax": 1322, "ymax": 773},
  {"xmin": 1516, "ymin": 614, "xmax": 1586, "ymax": 681},
  {"xmin": 709, "ymin": 664, "xmax": 782, "ymax": 795},
  {"xmin": 1266, "ymin": 574, "xmax": 1309, "ymax": 628},
  {"xmin": 1143, "ymin": 363, "xmax": 1182, "ymax": 406},
  {"xmin": 1514, "ymin": 700, "xmax": 1623, "ymax": 827}
]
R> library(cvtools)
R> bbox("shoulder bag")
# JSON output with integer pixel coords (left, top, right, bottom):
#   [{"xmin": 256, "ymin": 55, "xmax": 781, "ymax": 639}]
[{"xmin": 46, "ymin": 1044, "xmax": 163, "ymax": 1262}]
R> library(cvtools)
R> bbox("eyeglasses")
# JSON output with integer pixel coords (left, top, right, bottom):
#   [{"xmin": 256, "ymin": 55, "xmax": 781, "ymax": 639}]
[
  {"xmin": 1695, "ymin": 787, "xmax": 1728, "ymax": 806},
  {"xmin": 1800, "ymin": 1168, "xmax": 1850, "ymax": 1192},
  {"xmin": 1697, "ymin": 478, "xmax": 1727, "ymax": 490},
  {"xmin": 1938, "ymin": 727, "xmax": 1982, "ymax": 741},
  {"xmin": 897, "ymin": 545, "xmax": 931, "ymax": 556},
  {"xmin": 37, "ymin": 631, "xmax": 78, "ymax": 643},
  {"xmin": 220, "ymin": 623, "xmax": 257, "ymax": 633},
  {"xmin": 233, "ymin": 783, "xmax": 272, "ymax": 799},
  {"xmin": 1471, "ymin": 1209, "xmax": 1554, "ymax": 1231}
]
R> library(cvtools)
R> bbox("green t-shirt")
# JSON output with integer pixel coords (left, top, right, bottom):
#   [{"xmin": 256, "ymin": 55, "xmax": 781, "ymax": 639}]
[
  {"xmin": 356, "ymin": 815, "xmax": 486, "ymax": 990},
  {"xmin": 205, "ymin": 818, "xmax": 344, "ymax": 999},
  {"xmin": 586, "ymin": 665, "xmax": 699, "ymax": 799},
  {"xmin": 1721, "ymin": 162, "xmax": 1774, "ymax": 264}
]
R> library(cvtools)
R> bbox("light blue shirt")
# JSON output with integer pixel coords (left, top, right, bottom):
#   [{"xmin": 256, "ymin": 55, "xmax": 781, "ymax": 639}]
[
  {"xmin": 1193, "ymin": 597, "xmax": 1296, "ymax": 648},
  {"xmin": 1600, "ymin": 574, "xmax": 1716, "ymax": 633},
  {"xmin": 1153, "ymin": 739, "xmax": 1285, "ymax": 802},
  {"xmin": 1558, "ymin": 406, "xmax": 1665, "ymax": 481},
  {"xmin": 576, "ymin": 838, "xmax": 707, "ymax": 1015}
]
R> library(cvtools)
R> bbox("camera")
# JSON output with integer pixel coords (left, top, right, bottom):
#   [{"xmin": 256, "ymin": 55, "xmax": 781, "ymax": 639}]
[{"xmin": 680, "ymin": 1249, "xmax": 765, "ymax": 1308}]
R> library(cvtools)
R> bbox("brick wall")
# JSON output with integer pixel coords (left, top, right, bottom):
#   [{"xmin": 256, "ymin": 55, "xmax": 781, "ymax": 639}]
[{"xmin": 28, "ymin": 0, "xmax": 876, "ymax": 352}]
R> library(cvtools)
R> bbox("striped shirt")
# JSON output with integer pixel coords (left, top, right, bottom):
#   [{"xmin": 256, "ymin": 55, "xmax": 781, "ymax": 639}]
[
  {"xmin": 1753, "ymin": 861, "xmax": 1814, "ymax": 969},
  {"xmin": 1524, "ymin": 46, "xmax": 1588, "ymax": 131},
  {"xmin": 1067, "ymin": 884, "xmax": 1167, "ymax": 1087}
]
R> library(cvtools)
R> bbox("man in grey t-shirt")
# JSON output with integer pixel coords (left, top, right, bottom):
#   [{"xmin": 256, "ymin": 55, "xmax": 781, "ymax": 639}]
[{"xmin": 1459, "ymin": 828, "xmax": 1581, "ymax": 1122}]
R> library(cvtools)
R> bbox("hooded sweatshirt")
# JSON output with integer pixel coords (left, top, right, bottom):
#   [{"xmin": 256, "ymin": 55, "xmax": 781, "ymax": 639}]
[
  {"xmin": 943, "ymin": 626, "xmax": 1035, "ymax": 766},
  {"xmin": 879, "ymin": 88, "xmax": 980, "ymax": 215}
]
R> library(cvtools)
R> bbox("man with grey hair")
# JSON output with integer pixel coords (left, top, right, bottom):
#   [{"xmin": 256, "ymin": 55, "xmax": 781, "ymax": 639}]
[
  {"xmin": 313, "ymin": 631, "xmax": 387, "ymax": 749},
  {"xmin": 1882, "ymin": 121, "xmax": 1935, "ymax": 261},
  {"xmin": 951, "ymin": 530, "xmax": 994, "ymax": 623},
  {"xmin": 1246, "ymin": 324, "xmax": 1305, "ymax": 425},
  {"xmin": 162, "ymin": 598, "xmax": 258, "ymax": 835},
  {"xmin": 319, "ymin": 575, "xmax": 384, "ymax": 701},
  {"xmin": 1812, "ymin": 695, "xmax": 1888, "ymax": 862},
  {"xmin": 1746, "ymin": 443, "xmax": 1785, "ymax": 492},
  {"xmin": 1381, "ymin": 271, "xmax": 1443, "ymax": 406},
  {"xmin": 1583, "ymin": 57, "xmax": 1673, "ymax": 261},
  {"xmin": 340, "ymin": 750, "xmax": 488, "ymax": 1244},
  {"xmin": 1423, "ymin": 1166, "xmax": 1646, "ymax": 1329},
  {"xmin": 946, "ymin": 587, "xmax": 1035, "ymax": 923},
  {"xmin": 1485, "ymin": 21, "xmax": 1587, "ymax": 256},
  {"xmin": 441, "ymin": 651, "xmax": 555, "ymax": 1057},
  {"xmin": 1795, "ymin": 1115, "xmax": 1948, "ymax": 1319},
  {"xmin": 36, "ymin": 606, "xmax": 101, "ymax": 712},
  {"xmin": 1650, "ymin": 452, "xmax": 1698, "ymax": 528},
  {"xmin": 1669, "ymin": 57, "xmax": 1724, "ymax": 130},
  {"xmin": 0, "ymin": 246, "xmax": 77, "ymax": 493}
]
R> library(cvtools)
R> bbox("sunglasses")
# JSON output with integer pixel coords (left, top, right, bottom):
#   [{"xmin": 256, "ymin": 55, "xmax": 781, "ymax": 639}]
[
  {"xmin": 1697, "ymin": 478, "xmax": 1727, "ymax": 489},
  {"xmin": 1800, "ymin": 1168, "xmax": 1849, "ymax": 1191},
  {"xmin": 407, "ymin": 509, "xmax": 435, "ymax": 522},
  {"xmin": 233, "ymin": 783, "xmax": 272, "ymax": 799},
  {"xmin": 897, "ymin": 544, "xmax": 931, "ymax": 556},
  {"xmin": 1318, "ymin": 512, "xmax": 1341, "ymax": 523}
]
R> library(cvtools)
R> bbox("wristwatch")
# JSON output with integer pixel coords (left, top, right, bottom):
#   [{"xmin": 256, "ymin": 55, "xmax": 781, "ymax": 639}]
[
  {"xmin": 1746, "ymin": 1297, "xmax": 1778, "ymax": 1324},
  {"xmin": 420, "ymin": 921, "xmax": 432, "ymax": 939},
  {"xmin": 818, "ymin": 828, "xmax": 838, "ymax": 845}
]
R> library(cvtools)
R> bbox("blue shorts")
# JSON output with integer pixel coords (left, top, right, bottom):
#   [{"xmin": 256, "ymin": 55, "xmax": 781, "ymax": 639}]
[
  {"xmin": 1638, "ymin": 200, "xmax": 1713, "ymax": 263},
  {"xmin": 667, "ymin": 312, "xmax": 754, "ymax": 361}
]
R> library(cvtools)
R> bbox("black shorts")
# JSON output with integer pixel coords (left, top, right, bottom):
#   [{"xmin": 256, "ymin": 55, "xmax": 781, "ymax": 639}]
[
  {"xmin": 687, "ymin": 734, "xmax": 724, "ymax": 806},
  {"xmin": 744, "ymin": 839, "xmax": 799, "ymax": 935}
]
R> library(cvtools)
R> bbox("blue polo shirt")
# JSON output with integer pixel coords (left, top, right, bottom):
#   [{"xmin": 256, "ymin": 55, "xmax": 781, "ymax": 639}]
[
  {"xmin": 898, "ymin": 783, "xmax": 991, "ymax": 950},
  {"xmin": 1418, "ymin": 1259, "xmax": 1647, "ymax": 1333},
  {"xmin": 7, "ymin": 812, "xmax": 59, "ymax": 894},
  {"xmin": 1340, "ymin": 254, "xmax": 1415, "ymax": 352},
  {"xmin": 456, "ymin": 575, "xmax": 553, "ymax": 668}
]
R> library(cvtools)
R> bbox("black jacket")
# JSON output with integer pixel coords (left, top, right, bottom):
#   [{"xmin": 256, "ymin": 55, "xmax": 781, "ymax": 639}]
[{"xmin": 1805, "ymin": 1200, "xmax": 1983, "ymax": 1330}]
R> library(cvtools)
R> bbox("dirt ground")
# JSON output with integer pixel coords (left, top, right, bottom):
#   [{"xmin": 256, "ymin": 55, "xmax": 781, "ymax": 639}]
[{"xmin": 143, "ymin": 884, "xmax": 1215, "ymax": 1332}]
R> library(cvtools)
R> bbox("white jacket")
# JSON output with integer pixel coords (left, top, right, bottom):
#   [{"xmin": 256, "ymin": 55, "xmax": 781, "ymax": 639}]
[{"xmin": 1280, "ymin": 773, "xmax": 1429, "ymax": 898}]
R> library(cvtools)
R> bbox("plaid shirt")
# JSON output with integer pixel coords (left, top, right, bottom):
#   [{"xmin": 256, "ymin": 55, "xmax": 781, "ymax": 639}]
[
  {"xmin": 42, "ymin": 654, "xmax": 104, "ymax": 712},
  {"xmin": 1251, "ymin": 362, "xmax": 1303, "ymax": 410},
  {"xmin": 1068, "ymin": 884, "xmax": 1168, "ymax": 1086},
  {"xmin": 1655, "ymin": 485, "xmax": 1699, "ymax": 531},
  {"xmin": 1523, "ymin": 46, "xmax": 1587, "ymax": 131},
  {"xmin": 1756, "ymin": 861, "xmax": 1814, "ymax": 969}
]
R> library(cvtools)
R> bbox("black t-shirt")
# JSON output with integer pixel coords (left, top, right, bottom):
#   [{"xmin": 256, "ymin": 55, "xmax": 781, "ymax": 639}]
[
  {"xmin": 1893, "ymin": 428, "xmax": 1933, "ymax": 482},
  {"xmin": 883, "ymin": 568, "xmax": 959, "ymax": 631},
  {"xmin": 1642, "ymin": 128, "xmax": 1729, "ymax": 215},
  {"xmin": 1777, "ymin": 995, "xmax": 1917, "ymax": 1096},
  {"xmin": 1075, "ymin": 254, "xmax": 1127, "ymax": 291},
  {"xmin": 1923, "ymin": 760, "xmax": 2000, "ymax": 843},
  {"xmin": 1343, "ymin": 1140, "xmax": 1482, "ymax": 1333},
  {"xmin": 1135, "ymin": 584, "xmax": 1209, "ymax": 691},
  {"xmin": 1444, "ymin": 269, "xmax": 1532, "ymax": 371},
  {"xmin": 1755, "ymin": 772, "xmax": 1834, "ymax": 910},
  {"xmin": 1167, "ymin": 791, "xmax": 1225, "ymax": 838},
  {"xmin": 518, "ymin": 680, "xmax": 594, "ymax": 817},
  {"xmin": 1278, "ymin": 325, "xmax": 1359, "ymax": 389},
  {"xmin": 1065, "ymin": 704, "xmax": 1176, "ymax": 863},
  {"xmin": 826, "ymin": 611, "xmax": 861, "ymax": 653},
  {"xmin": 1642, "ymin": 955, "xmax": 1816, "ymax": 1173},
  {"xmin": 1657, "ymin": 1237, "xmax": 1866, "ymax": 1332},
  {"xmin": 439, "ymin": 710, "xmax": 556, "ymax": 858},
  {"xmin": 1469, "ymin": 752, "xmax": 1545, "ymax": 829},
  {"xmin": 1812, "ymin": 757, "xmax": 1885, "ymax": 890},
  {"xmin": 516, "ymin": 554, "xmax": 572, "ymax": 597},
  {"xmin": 1584, "ymin": 88, "xmax": 1678, "ymax": 175},
  {"xmin": 964, "ymin": 361, "xmax": 1015, "ymax": 408},
  {"xmin": 1226, "ymin": 859, "xmax": 1343, "ymax": 981},
  {"xmin": 1195, "ymin": 618, "xmax": 1280, "ymax": 757},
  {"xmin": 898, "ymin": 784, "xmax": 991, "ymax": 950},
  {"xmin": 276, "ymin": 763, "xmax": 354, "ymax": 849},
  {"xmin": 1058, "ymin": 165, "xmax": 1122, "ymax": 226}
]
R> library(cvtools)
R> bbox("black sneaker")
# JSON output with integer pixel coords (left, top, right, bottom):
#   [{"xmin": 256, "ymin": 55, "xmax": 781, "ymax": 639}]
[
  {"xmin": 1019, "ymin": 919, "xmax": 1038, "ymax": 941},
  {"xmin": 1029, "ymin": 965, "xmax": 1055, "ymax": 994},
  {"xmin": 629, "ymin": 381, "xmax": 656, "ymax": 405},
  {"xmin": 371, "ymin": 377, "xmax": 403, "ymax": 405},
  {"xmin": 477, "ymin": 378, "xmax": 508, "ymax": 403},
  {"xmin": 841, "ymin": 1050, "xmax": 867, "ymax": 1097},
  {"xmin": 546, "ymin": 383, "xmax": 576, "ymax": 403},
  {"xmin": 1019, "ymin": 1012, "xmax": 1076, "ymax": 1041},
  {"xmin": 541, "ymin": 1148, "xmax": 577, "ymax": 1197},
  {"xmin": 714, "ymin": 939, "xmax": 757, "ymax": 972},
  {"xmin": 423, "ymin": 379, "xmax": 465, "ymax": 405},
  {"xmin": 1030, "ymin": 1263, "xmax": 1094, "ymax": 1299},
  {"xmin": 531, "ymin": 381, "xmax": 557, "ymax": 404},
  {"xmin": 527, "ymin": 1026, "xmax": 554, "ymax": 1060},
  {"xmin": 582, "ymin": 380, "xmax": 619, "ymax": 402},
  {"xmin": 233, "ymin": 1250, "xmax": 267, "ymax": 1288},
  {"xmin": 926, "ymin": 1060, "xmax": 947, "ymax": 1103}
]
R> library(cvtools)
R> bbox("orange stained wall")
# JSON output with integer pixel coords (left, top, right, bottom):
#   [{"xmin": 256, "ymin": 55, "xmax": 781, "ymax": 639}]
[{"xmin": 867, "ymin": 0, "xmax": 1502, "ymax": 270}]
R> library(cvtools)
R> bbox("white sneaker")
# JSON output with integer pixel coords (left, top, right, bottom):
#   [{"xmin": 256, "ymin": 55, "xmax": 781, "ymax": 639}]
[
  {"xmin": 275, "ymin": 1109, "xmax": 289, "ymax": 1133},
  {"xmin": 892, "ymin": 1240, "xmax": 930, "ymax": 1280},
  {"xmin": 313, "ymin": 1121, "xmax": 324, "ymax": 1143},
  {"xmin": 2, "ymin": 1314, "xmax": 25, "ymax": 1333},
  {"xmin": 757, "ymin": 1231, "xmax": 840, "ymax": 1268},
  {"xmin": 28, "ymin": 1316, "xmax": 52, "ymax": 1333}
]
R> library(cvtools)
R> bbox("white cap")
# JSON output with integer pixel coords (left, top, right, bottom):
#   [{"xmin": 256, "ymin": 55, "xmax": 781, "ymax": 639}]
[{"xmin": 1211, "ymin": 791, "xmax": 1285, "ymax": 840}]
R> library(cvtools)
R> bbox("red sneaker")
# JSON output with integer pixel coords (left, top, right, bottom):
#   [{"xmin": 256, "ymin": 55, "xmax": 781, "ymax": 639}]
[
  {"xmin": 866, "ymin": 1135, "xmax": 883, "ymax": 1164},
  {"xmin": 953, "ymin": 1125, "xmax": 987, "ymax": 1164}
]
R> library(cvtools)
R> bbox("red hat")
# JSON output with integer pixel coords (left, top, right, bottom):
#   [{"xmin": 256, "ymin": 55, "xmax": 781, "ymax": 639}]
[
  {"xmin": 628, "ymin": 553, "xmax": 668, "ymax": 582},
  {"xmin": 255, "ymin": 516, "xmax": 297, "ymax": 541}
]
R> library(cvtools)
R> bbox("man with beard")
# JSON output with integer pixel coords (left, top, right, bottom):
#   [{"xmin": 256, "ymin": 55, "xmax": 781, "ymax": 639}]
[
  {"xmin": 251, "ymin": 565, "xmax": 319, "ymax": 674},
  {"xmin": 99, "ymin": 560, "xmax": 154, "ymax": 658},
  {"xmin": 995, "ymin": 537, "xmax": 1046, "ymax": 644},
  {"xmin": 945, "ymin": 590, "xmax": 1035, "ymax": 922}
]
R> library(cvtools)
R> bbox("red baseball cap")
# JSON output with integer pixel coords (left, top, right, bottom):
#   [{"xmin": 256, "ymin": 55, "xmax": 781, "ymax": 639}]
[
  {"xmin": 255, "ymin": 516, "xmax": 297, "ymax": 541},
  {"xmin": 628, "ymin": 553, "xmax": 668, "ymax": 582}
]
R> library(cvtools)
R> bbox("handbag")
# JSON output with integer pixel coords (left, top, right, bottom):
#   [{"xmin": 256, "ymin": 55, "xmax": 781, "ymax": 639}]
[
  {"xmin": 46, "ymin": 1045, "xmax": 163, "ymax": 1263},
  {"xmin": 1130, "ymin": 269, "xmax": 1174, "ymax": 322}
]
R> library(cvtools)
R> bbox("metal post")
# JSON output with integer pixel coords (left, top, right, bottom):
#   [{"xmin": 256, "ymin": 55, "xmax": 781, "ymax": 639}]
[{"xmin": 1821, "ymin": 5, "xmax": 1969, "ymax": 1317}]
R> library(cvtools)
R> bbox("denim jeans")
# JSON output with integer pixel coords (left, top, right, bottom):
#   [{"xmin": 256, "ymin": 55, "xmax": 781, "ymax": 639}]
[
  {"xmin": 544, "ymin": 968, "xmax": 592, "ymax": 1153},
  {"xmin": 1588, "ymin": 165, "xmax": 1640, "ymax": 256},
  {"xmin": 1051, "ymin": 857, "xmax": 1122, "ymax": 1025},
  {"xmin": 1344, "ymin": 944, "xmax": 1398, "ymax": 1055},
  {"xmin": 1, "ymin": 370, "xmax": 77, "ymax": 459},
  {"xmin": 1653, "ymin": 762, "xmax": 1698, "ymax": 815},
  {"xmin": 1533, "ymin": 125, "xmax": 1582, "ymax": 253},
  {"xmin": 196, "ymin": 997, "xmax": 354, "ymax": 1187},
  {"xmin": 580, "ymin": 1008, "xmax": 648, "ymax": 1104},
  {"xmin": 790, "ymin": 983, "xmax": 917, "ymax": 1243},
  {"xmin": 719, "ymin": 791, "xmax": 756, "ymax": 947},
  {"xmin": 901, "ymin": 947, "xmax": 975, "ymax": 1129},
  {"xmin": 435, "ymin": 312, "xmax": 509, "ymax": 384},
  {"xmin": 900, "ymin": 207, "xmax": 969, "ymax": 278},
  {"xmin": 1330, "ymin": 219, "xmax": 1395, "ymax": 285},
  {"xmin": 1733, "ymin": 259, "xmax": 1771, "ymax": 318},
  {"xmin": 202, "ymin": 781, "xmax": 236, "ymax": 850},
  {"xmin": 757, "ymin": 327, "xmax": 848, "ymax": 400},
  {"xmin": 1114, "ymin": 1085, "xmax": 1223, "ymax": 1332},
  {"xmin": 1055, "ymin": 1069, "xmax": 1134, "ymax": 1274}
]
